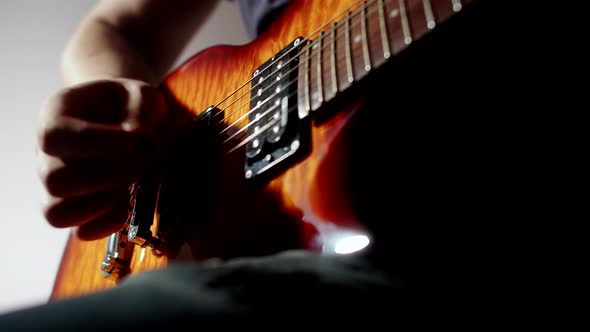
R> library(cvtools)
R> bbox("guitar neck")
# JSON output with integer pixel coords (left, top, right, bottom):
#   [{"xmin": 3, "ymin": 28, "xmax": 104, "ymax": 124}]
[{"xmin": 298, "ymin": 0, "xmax": 473, "ymax": 113}]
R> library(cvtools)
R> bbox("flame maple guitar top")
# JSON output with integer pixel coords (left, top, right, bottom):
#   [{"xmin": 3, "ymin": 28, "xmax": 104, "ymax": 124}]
[
  {"xmin": 50, "ymin": 0, "xmax": 482, "ymax": 300},
  {"xmin": 51, "ymin": 0, "xmax": 377, "ymax": 301}
]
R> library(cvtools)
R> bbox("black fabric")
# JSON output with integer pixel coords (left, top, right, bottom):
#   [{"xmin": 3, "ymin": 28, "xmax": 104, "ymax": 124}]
[
  {"xmin": 343, "ymin": 0, "xmax": 590, "ymax": 329},
  {"xmin": 237, "ymin": 0, "xmax": 289, "ymax": 38},
  {"xmin": 0, "ymin": 251, "xmax": 407, "ymax": 330}
]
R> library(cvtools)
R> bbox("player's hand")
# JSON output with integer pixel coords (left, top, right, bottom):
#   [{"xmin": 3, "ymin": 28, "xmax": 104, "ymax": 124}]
[{"xmin": 37, "ymin": 78, "xmax": 168, "ymax": 240}]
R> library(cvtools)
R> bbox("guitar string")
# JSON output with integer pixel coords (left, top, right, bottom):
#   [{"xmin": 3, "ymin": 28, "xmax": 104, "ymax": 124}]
[
  {"xmin": 216, "ymin": 0, "xmax": 392, "ymax": 142},
  {"xmin": 223, "ymin": 0, "xmax": 465, "ymax": 149},
  {"xmin": 210, "ymin": 0, "xmax": 380, "ymax": 119},
  {"xmin": 218, "ymin": 0, "xmax": 381, "ymax": 137},
  {"xmin": 225, "ymin": 23, "xmax": 391, "ymax": 156},
  {"xmin": 221, "ymin": 24, "xmax": 389, "ymax": 148},
  {"xmin": 125, "ymin": 1, "xmax": 433, "ymax": 232},
  {"xmin": 217, "ymin": 0, "xmax": 459, "ymax": 129},
  {"xmin": 222, "ymin": 2, "xmax": 418, "ymax": 154},
  {"xmin": 208, "ymin": 0, "xmax": 368, "ymax": 115},
  {"xmin": 218, "ymin": 0, "xmax": 464, "ymax": 130},
  {"xmin": 226, "ymin": 89, "xmax": 299, "ymax": 154},
  {"xmin": 223, "ymin": 0, "xmax": 459, "ymax": 154}
]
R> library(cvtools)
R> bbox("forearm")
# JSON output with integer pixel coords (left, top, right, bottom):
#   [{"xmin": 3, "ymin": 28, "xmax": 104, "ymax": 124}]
[
  {"xmin": 61, "ymin": 17, "xmax": 159, "ymax": 86},
  {"xmin": 61, "ymin": 0, "xmax": 220, "ymax": 86}
]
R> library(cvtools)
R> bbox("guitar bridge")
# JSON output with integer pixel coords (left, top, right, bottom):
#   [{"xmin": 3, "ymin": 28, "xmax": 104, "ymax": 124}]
[
  {"xmin": 99, "ymin": 106, "xmax": 219, "ymax": 279},
  {"xmin": 101, "ymin": 231, "xmax": 129, "ymax": 280},
  {"xmin": 100, "ymin": 172, "xmax": 165, "ymax": 280}
]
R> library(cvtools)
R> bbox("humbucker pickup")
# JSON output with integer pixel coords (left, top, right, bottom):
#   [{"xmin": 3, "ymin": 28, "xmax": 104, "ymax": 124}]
[{"xmin": 244, "ymin": 37, "xmax": 311, "ymax": 181}]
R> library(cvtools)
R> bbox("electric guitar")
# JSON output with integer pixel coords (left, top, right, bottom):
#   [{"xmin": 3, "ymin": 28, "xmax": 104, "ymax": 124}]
[{"xmin": 50, "ymin": 0, "xmax": 589, "ymax": 301}]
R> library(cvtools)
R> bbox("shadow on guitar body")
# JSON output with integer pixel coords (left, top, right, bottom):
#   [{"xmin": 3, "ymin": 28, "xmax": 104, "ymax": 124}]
[{"xmin": 348, "ymin": 0, "xmax": 590, "ymax": 329}]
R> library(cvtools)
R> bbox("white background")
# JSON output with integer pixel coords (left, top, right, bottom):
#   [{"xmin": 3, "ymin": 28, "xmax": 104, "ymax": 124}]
[{"xmin": 0, "ymin": 0, "xmax": 249, "ymax": 314}]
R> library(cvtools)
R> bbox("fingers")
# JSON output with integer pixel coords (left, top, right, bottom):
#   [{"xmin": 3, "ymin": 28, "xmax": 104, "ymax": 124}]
[
  {"xmin": 38, "ymin": 79, "xmax": 167, "ymax": 159},
  {"xmin": 42, "ymin": 186, "xmax": 130, "ymax": 229},
  {"xmin": 41, "ymin": 80, "xmax": 130, "ymax": 127},
  {"xmin": 37, "ymin": 152, "xmax": 147, "ymax": 198},
  {"xmin": 35, "ymin": 78, "xmax": 169, "ymax": 240},
  {"xmin": 120, "ymin": 79, "xmax": 168, "ymax": 136},
  {"xmin": 38, "ymin": 116, "xmax": 142, "ymax": 159},
  {"xmin": 74, "ymin": 200, "xmax": 130, "ymax": 241}
]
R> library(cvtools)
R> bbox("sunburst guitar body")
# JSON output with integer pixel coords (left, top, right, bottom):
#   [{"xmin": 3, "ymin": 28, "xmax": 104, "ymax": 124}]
[{"xmin": 51, "ymin": 0, "xmax": 478, "ymax": 300}]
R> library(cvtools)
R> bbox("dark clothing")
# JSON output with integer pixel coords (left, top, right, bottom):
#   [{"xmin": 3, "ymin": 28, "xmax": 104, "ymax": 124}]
[
  {"xmin": 0, "ymin": 251, "xmax": 407, "ymax": 330},
  {"xmin": 237, "ymin": 0, "xmax": 290, "ymax": 38}
]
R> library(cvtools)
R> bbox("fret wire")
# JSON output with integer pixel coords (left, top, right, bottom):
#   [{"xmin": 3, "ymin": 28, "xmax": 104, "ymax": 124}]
[
  {"xmin": 316, "ymin": 32, "xmax": 324, "ymax": 104},
  {"xmin": 219, "ymin": 0, "xmax": 387, "ymax": 120},
  {"xmin": 231, "ymin": 30, "xmax": 384, "ymax": 133},
  {"xmin": 245, "ymin": 0, "xmax": 398, "ymax": 125},
  {"xmin": 214, "ymin": 0, "xmax": 367, "ymax": 109},
  {"xmin": 361, "ymin": 2, "xmax": 372, "ymax": 72},
  {"xmin": 230, "ymin": 0, "xmax": 472, "ymax": 153},
  {"xmin": 226, "ymin": 0, "xmax": 401, "ymax": 137},
  {"xmin": 330, "ymin": 24, "xmax": 338, "ymax": 94},
  {"xmin": 399, "ymin": 0, "xmax": 412, "ymax": 45},
  {"xmin": 451, "ymin": 0, "xmax": 463, "ymax": 12},
  {"xmin": 303, "ymin": 44, "xmax": 311, "ymax": 112},
  {"xmin": 214, "ymin": 0, "xmax": 373, "ymax": 121},
  {"xmin": 232, "ymin": 0, "xmax": 478, "ymax": 139},
  {"xmin": 377, "ymin": 0, "xmax": 391, "ymax": 59},
  {"xmin": 227, "ymin": 0, "xmax": 475, "ymax": 153},
  {"xmin": 344, "ymin": 13, "xmax": 354, "ymax": 83},
  {"xmin": 423, "ymin": 0, "xmax": 436, "ymax": 29},
  {"xmin": 272, "ymin": 2, "xmax": 402, "ymax": 121}
]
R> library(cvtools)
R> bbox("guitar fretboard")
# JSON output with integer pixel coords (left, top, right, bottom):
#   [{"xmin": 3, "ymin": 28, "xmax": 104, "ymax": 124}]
[{"xmin": 298, "ymin": 0, "xmax": 473, "ymax": 114}]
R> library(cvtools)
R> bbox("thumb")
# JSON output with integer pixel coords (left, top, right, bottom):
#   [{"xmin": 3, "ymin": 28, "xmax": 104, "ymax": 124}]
[{"xmin": 122, "ymin": 79, "xmax": 169, "ymax": 139}]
